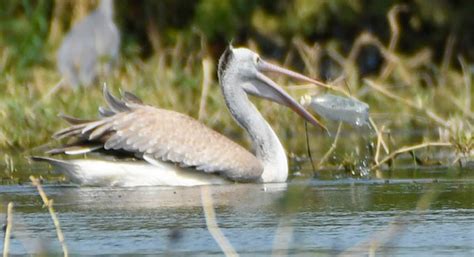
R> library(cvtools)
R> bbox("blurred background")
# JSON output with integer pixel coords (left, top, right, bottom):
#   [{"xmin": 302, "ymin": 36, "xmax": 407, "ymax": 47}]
[
  {"xmin": 0, "ymin": 0, "xmax": 473, "ymax": 181},
  {"xmin": 1, "ymin": 0, "xmax": 473, "ymax": 73}
]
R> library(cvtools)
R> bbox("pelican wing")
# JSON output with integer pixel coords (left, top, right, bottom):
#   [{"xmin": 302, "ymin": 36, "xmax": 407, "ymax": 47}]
[{"xmin": 52, "ymin": 88, "xmax": 263, "ymax": 182}]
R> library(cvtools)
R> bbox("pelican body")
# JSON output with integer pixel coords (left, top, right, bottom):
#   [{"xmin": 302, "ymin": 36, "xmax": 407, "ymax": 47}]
[
  {"xmin": 57, "ymin": 0, "xmax": 120, "ymax": 87},
  {"xmin": 36, "ymin": 47, "xmax": 325, "ymax": 186}
]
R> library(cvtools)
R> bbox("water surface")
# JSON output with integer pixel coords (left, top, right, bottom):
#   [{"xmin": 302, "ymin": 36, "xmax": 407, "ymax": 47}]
[{"xmin": 0, "ymin": 174, "xmax": 473, "ymax": 256}]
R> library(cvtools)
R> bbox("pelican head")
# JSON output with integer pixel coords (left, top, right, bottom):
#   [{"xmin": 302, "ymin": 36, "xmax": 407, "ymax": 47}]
[{"xmin": 218, "ymin": 46, "xmax": 326, "ymax": 131}]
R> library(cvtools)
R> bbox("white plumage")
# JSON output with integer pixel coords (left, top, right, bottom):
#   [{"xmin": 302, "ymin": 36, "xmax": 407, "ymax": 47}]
[{"xmin": 34, "ymin": 157, "xmax": 227, "ymax": 187}]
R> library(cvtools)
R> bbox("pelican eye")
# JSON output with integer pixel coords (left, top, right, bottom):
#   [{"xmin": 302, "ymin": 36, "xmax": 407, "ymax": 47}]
[{"xmin": 253, "ymin": 55, "xmax": 261, "ymax": 65}]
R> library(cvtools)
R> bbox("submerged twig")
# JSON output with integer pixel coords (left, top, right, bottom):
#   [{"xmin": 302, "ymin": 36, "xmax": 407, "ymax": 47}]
[
  {"xmin": 30, "ymin": 176, "xmax": 69, "ymax": 257},
  {"xmin": 317, "ymin": 122, "xmax": 342, "ymax": 168},
  {"xmin": 371, "ymin": 142, "xmax": 452, "ymax": 170},
  {"xmin": 3, "ymin": 202, "xmax": 13, "ymax": 257},
  {"xmin": 200, "ymin": 186, "xmax": 238, "ymax": 257}
]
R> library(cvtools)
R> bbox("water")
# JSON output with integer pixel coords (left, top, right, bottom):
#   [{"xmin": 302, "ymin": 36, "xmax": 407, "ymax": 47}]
[{"xmin": 1, "ymin": 174, "xmax": 473, "ymax": 256}]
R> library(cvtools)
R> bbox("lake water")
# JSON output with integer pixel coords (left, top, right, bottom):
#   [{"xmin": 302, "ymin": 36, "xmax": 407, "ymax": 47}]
[{"xmin": 0, "ymin": 172, "xmax": 473, "ymax": 256}]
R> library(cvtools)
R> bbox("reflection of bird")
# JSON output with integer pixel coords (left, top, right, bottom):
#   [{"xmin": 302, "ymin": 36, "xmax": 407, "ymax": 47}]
[
  {"xmin": 57, "ymin": 0, "xmax": 119, "ymax": 87},
  {"xmin": 46, "ymin": 183, "xmax": 287, "ymax": 209},
  {"xmin": 34, "ymin": 47, "xmax": 325, "ymax": 186}
]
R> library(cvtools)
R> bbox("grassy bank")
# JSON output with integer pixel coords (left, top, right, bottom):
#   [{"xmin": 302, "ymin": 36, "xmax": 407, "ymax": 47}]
[{"xmin": 0, "ymin": 7, "xmax": 472, "ymax": 182}]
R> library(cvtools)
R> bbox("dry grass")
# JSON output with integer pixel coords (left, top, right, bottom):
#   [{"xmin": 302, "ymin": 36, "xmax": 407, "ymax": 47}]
[
  {"xmin": 0, "ymin": 5, "xmax": 472, "ymax": 181},
  {"xmin": 294, "ymin": 4, "xmax": 473, "ymax": 172}
]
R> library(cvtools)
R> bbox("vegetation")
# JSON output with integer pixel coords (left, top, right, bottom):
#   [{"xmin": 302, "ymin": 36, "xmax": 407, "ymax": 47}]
[{"xmin": 0, "ymin": 1, "xmax": 472, "ymax": 182}]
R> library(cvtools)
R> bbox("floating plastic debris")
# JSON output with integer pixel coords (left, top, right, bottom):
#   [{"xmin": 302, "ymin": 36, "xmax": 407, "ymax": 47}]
[{"xmin": 301, "ymin": 94, "xmax": 370, "ymax": 127}]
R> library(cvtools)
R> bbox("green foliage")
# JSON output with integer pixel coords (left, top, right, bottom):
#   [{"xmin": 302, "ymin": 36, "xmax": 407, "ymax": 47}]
[
  {"xmin": 283, "ymin": 0, "xmax": 361, "ymax": 35},
  {"xmin": 0, "ymin": 0, "xmax": 53, "ymax": 74},
  {"xmin": 194, "ymin": 0, "xmax": 258, "ymax": 41},
  {"xmin": 2, "ymin": 0, "xmax": 473, "ymax": 69}
]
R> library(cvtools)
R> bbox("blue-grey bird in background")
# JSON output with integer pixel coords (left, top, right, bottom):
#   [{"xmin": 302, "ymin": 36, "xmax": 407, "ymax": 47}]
[{"xmin": 57, "ymin": 0, "xmax": 120, "ymax": 87}]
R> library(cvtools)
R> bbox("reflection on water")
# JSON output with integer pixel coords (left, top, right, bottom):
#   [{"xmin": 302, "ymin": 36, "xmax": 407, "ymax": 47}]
[{"xmin": 0, "ymin": 178, "xmax": 473, "ymax": 256}]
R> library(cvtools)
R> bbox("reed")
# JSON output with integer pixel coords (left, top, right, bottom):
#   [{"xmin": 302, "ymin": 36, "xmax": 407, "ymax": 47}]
[
  {"xmin": 201, "ymin": 186, "xmax": 238, "ymax": 257},
  {"xmin": 29, "ymin": 176, "xmax": 69, "ymax": 257},
  {"xmin": 2, "ymin": 202, "xmax": 13, "ymax": 257}
]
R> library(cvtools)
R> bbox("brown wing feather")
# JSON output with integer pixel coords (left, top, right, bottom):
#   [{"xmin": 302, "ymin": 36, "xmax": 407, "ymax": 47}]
[{"xmin": 52, "ymin": 88, "xmax": 263, "ymax": 181}]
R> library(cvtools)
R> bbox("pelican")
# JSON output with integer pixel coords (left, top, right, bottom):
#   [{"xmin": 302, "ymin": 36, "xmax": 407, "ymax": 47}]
[
  {"xmin": 34, "ymin": 47, "xmax": 326, "ymax": 186},
  {"xmin": 57, "ymin": 0, "xmax": 119, "ymax": 87}
]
